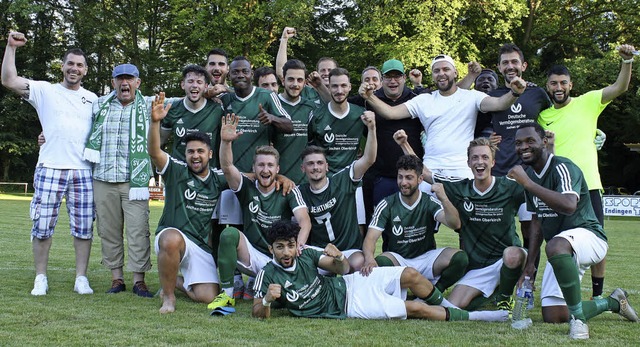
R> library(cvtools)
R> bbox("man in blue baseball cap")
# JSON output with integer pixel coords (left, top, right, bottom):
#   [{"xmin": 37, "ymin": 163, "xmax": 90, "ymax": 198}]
[{"xmin": 84, "ymin": 62, "xmax": 157, "ymax": 298}]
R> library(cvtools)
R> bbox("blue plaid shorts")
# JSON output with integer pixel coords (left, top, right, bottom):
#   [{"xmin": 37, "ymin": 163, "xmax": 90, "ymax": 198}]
[{"xmin": 30, "ymin": 166, "xmax": 94, "ymax": 239}]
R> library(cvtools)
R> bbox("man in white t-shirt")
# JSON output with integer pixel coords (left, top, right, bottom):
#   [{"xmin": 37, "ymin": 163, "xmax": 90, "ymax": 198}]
[
  {"xmin": 1, "ymin": 32, "xmax": 97, "ymax": 296},
  {"xmin": 359, "ymin": 54, "xmax": 526, "ymax": 190}
]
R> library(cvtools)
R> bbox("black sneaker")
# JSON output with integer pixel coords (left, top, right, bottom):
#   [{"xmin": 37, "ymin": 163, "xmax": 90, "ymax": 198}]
[
  {"xmin": 106, "ymin": 279, "xmax": 126, "ymax": 294},
  {"xmin": 133, "ymin": 281, "xmax": 154, "ymax": 298}
]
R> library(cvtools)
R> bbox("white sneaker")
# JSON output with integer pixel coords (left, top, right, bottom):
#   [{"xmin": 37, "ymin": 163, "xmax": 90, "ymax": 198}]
[
  {"xmin": 74, "ymin": 276, "xmax": 94, "ymax": 294},
  {"xmin": 31, "ymin": 274, "xmax": 48, "ymax": 296},
  {"xmin": 569, "ymin": 315, "xmax": 589, "ymax": 340}
]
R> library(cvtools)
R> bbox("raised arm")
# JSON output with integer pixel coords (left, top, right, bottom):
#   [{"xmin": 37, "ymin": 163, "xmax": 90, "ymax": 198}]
[
  {"xmin": 457, "ymin": 61, "xmax": 482, "ymax": 90},
  {"xmin": 275, "ymin": 27, "xmax": 296, "ymax": 81},
  {"xmin": 148, "ymin": 92, "xmax": 172, "ymax": 170},
  {"xmin": 1, "ymin": 32, "xmax": 31, "ymax": 98},
  {"xmin": 306, "ymin": 71, "xmax": 332, "ymax": 104},
  {"xmin": 392, "ymin": 130, "xmax": 433, "ymax": 183},
  {"xmin": 479, "ymin": 76, "xmax": 526, "ymax": 112},
  {"xmin": 317, "ymin": 243, "xmax": 350, "ymax": 275},
  {"xmin": 352, "ymin": 111, "xmax": 377, "ymax": 180},
  {"xmin": 601, "ymin": 44, "xmax": 635, "ymax": 104},
  {"xmin": 507, "ymin": 165, "xmax": 578, "ymax": 215},
  {"xmin": 358, "ymin": 82, "xmax": 411, "ymax": 120},
  {"xmin": 219, "ymin": 113, "xmax": 243, "ymax": 190},
  {"xmin": 431, "ymin": 183, "xmax": 461, "ymax": 230}
]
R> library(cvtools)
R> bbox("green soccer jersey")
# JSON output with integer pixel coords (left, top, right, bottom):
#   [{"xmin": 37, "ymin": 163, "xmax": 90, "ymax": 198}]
[
  {"xmin": 235, "ymin": 175, "xmax": 307, "ymax": 256},
  {"xmin": 436, "ymin": 175, "xmax": 524, "ymax": 270},
  {"xmin": 155, "ymin": 155, "xmax": 228, "ymax": 253},
  {"xmin": 298, "ymin": 165, "xmax": 363, "ymax": 250},
  {"xmin": 524, "ymin": 154, "xmax": 606, "ymax": 242},
  {"xmin": 273, "ymin": 95, "xmax": 316, "ymax": 185},
  {"xmin": 254, "ymin": 248, "xmax": 347, "ymax": 318},
  {"xmin": 220, "ymin": 87, "xmax": 291, "ymax": 172},
  {"xmin": 308, "ymin": 102, "xmax": 365, "ymax": 173},
  {"xmin": 160, "ymin": 99, "xmax": 224, "ymax": 167},
  {"xmin": 369, "ymin": 192, "xmax": 443, "ymax": 259}
]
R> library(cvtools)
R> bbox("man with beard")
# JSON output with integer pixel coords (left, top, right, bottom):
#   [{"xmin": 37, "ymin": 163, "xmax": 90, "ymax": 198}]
[
  {"xmin": 2, "ymin": 32, "xmax": 97, "ymax": 295},
  {"xmin": 508, "ymin": 124, "xmax": 637, "ymax": 339},
  {"xmin": 395, "ymin": 133, "xmax": 528, "ymax": 311},
  {"xmin": 208, "ymin": 114, "xmax": 311, "ymax": 315},
  {"xmin": 308, "ymin": 68, "xmax": 366, "ymax": 172},
  {"xmin": 160, "ymin": 65, "xmax": 224, "ymax": 167},
  {"xmin": 254, "ymin": 66, "xmax": 279, "ymax": 93},
  {"xmin": 252, "ymin": 220, "xmax": 509, "ymax": 322},
  {"xmin": 148, "ymin": 93, "xmax": 228, "ymax": 314},
  {"xmin": 359, "ymin": 54, "xmax": 526, "ymax": 188},
  {"xmin": 538, "ymin": 44, "xmax": 636, "ymax": 299},
  {"xmin": 206, "ymin": 48, "xmax": 229, "ymax": 87},
  {"xmin": 275, "ymin": 26, "xmax": 331, "ymax": 105},
  {"xmin": 477, "ymin": 44, "xmax": 552, "ymax": 285},
  {"xmin": 273, "ymin": 59, "xmax": 318, "ymax": 184},
  {"xmin": 297, "ymin": 110, "xmax": 376, "ymax": 273},
  {"xmin": 362, "ymin": 155, "xmax": 466, "ymax": 296}
]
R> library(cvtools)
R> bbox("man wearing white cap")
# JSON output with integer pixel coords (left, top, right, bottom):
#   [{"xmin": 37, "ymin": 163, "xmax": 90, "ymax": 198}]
[{"xmin": 359, "ymin": 54, "xmax": 526, "ymax": 187}]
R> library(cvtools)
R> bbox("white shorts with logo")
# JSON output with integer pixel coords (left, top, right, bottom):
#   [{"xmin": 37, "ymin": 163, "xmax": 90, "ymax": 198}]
[
  {"xmin": 155, "ymin": 228, "xmax": 219, "ymax": 291},
  {"xmin": 386, "ymin": 248, "xmax": 445, "ymax": 284},
  {"xmin": 236, "ymin": 233, "xmax": 271, "ymax": 277},
  {"xmin": 540, "ymin": 228, "xmax": 608, "ymax": 307},
  {"xmin": 419, "ymin": 167, "xmax": 473, "ymax": 194},
  {"xmin": 457, "ymin": 259, "xmax": 504, "ymax": 298},
  {"xmin": 344, "ymin": 266, "xmax": 408, "ymax": 319}
]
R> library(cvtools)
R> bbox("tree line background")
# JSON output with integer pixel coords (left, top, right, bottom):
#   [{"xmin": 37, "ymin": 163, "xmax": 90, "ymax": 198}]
[{"xmin": 1, "ymin": 0, "xmax": 639, "ymax": 192}]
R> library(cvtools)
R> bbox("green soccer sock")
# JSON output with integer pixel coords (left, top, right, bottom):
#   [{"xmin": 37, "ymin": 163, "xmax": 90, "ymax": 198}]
[
  {"xmin": 496, "ymin": 262, "xmax": 522, "ymax": 299},
  {"xmin": 446, "ymin": 307, "xmax": 469, "ymax": 321},
  {"xmin": 421, "ymin": 287, "xmax": 445, "ymax": 306},
  {"xmin": 435, "ymin": 251, "xmax": 468, "ymax": 292},
  {"xmin": 374, "ymin": 255, "xmax": 395, "ymax": 267},
  {"xmin": 217, "ymin": 226, "xmax": 241, "ymax": 292},
  {"xmin": 582, "ymin": 297, "xmax": 618, "ymax": 320},
  {"xmin": 465, "ymin": 294, "xmax": 491, "ymax": 311},
  {"xmin": 548, "ymin": 253, "xmax": 585, "ymax": 321}
]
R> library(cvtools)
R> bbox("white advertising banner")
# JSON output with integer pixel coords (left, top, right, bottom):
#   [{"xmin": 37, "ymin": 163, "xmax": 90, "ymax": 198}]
[{"xmin": 603, "ymin": 195, "xmax": 640, "ymax": 217}]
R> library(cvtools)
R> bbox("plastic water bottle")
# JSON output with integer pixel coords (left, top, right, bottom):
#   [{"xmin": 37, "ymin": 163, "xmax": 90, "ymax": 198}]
[
  {"xmin": 522, "ymin": 276, "xmax": 534, "ymax": 310},
  {"xmin": 511, "ymin": 276, "xmax": 533, "ymax": 329}
]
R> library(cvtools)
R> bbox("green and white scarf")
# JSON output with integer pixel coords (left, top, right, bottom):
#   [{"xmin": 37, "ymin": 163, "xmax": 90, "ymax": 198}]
[{"xmin": 84, "ymin": 90, "xmax": 152, "ymax": 200}]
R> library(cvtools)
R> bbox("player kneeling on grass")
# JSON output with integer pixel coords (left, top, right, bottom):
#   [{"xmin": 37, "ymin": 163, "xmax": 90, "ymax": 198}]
[
  {"xmin": 252, "ymin": 220, "xmax": 509, "ymax": 322},
  {"xmin": 362, "ymin": 154, "xmax": 467, "ymax": 295},
  {"xmin": 149, "ymin": 93, "xmax": 228, "ymax": 314}
]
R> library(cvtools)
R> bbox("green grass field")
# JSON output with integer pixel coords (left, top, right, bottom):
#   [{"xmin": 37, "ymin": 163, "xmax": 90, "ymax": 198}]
[{"xmin": 0, "ymin": 194, "xmax": 637, "ymax": 346}]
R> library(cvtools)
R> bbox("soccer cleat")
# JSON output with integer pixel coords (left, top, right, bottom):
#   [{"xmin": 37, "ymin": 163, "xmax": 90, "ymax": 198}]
[
  {"xmin": 496, "ymin": 297, "xmax": 515, "ymax": 312},
  {"xmin": 73, "ymin": 276, "xmax": 94, "ymax": 294},
  {"xmin": 207, "ymin": 292, "xmax": 236, "ymax": 310},
  {"xmin": 243, "ymin": 277, "xmax": 256, "ymax": 300},
  {"xmin": 31, "ymin": 274, "xmax": 48, "ymax": 296},
  {"xmin": 609, "ymin": 288, "xmax": 639, "ymax": 322},
  {"xmin": 232, "ymin": 278, "xmax": 245, "ymax": 300},
  {"xmin": 569, "ymin": 316, "xmax": 589, "ymax": 340},
  {"xmin": 133, "ymin": 281, "xmax": 154, "ymax": 298}
]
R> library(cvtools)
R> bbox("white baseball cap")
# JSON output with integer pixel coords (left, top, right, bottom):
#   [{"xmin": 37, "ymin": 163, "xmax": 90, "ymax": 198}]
[{"xmin": 430, "ymin": 54, "xmax": 456, "ymax": 70}]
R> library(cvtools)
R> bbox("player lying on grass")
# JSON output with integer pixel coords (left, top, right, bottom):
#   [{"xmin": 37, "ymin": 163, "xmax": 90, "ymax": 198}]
[{"xmin": 252, "ymin": 220, "xmax": 509, "ymax": 322}]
